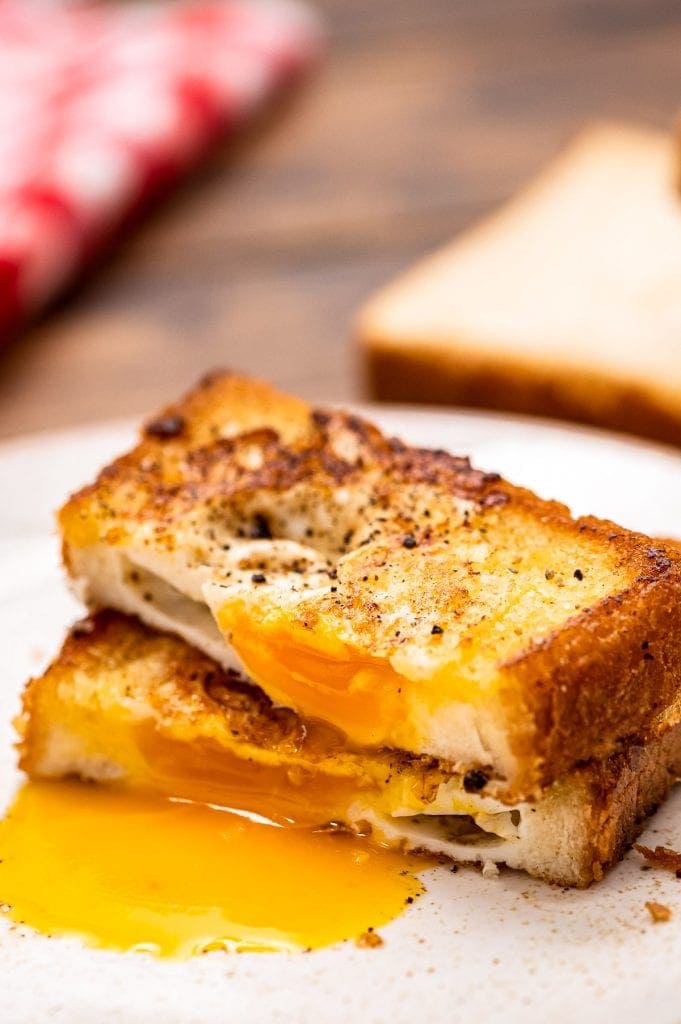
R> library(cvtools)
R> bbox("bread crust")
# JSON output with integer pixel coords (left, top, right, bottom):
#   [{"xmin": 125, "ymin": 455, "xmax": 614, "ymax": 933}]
[
  {"xmin": 365, "ymin": 344, "xmax": 681, "ymax": 449},
  {"xmin": 574, "ymin": 723, "xmax": 681, "ymax": 885},
  {"xmin": 502, "ymin": 542, "xmax": 681, "ymax": 794}
]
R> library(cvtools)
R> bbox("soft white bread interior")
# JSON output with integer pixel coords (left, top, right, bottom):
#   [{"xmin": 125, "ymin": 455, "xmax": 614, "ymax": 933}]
[{"xmin": 359, "ymin": 123, "xmax": 681, "ymax": 446}]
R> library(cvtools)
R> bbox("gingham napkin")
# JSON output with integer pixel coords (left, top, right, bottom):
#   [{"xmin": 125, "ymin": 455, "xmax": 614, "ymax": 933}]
[{"xmin": 0, "ymin": 0, "xmax": 322, "ymax": 343}]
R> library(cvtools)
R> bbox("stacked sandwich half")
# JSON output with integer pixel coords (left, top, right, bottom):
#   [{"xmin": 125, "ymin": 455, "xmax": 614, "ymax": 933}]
[{"xmin": 17, "ymin": 373, "xmax": 681, "ymax": 885}]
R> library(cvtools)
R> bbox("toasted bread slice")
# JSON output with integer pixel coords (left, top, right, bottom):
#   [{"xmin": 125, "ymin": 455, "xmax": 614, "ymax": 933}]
[
  {"xmin": 17, "ymin": 611, "xmax": 681, "ymax": 888},
  {"xmin": 359, "ymin": 123, "xmax": 681, "ymax": 447},
  {"xmin": 58, "ymin": 372, "xmax": 681, "ymax": 800}
]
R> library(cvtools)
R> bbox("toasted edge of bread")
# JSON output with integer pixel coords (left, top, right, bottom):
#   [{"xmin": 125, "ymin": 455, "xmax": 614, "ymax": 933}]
[{"xmin": 364, "ymin": 344, "xmax": 681, "ymax": 448}]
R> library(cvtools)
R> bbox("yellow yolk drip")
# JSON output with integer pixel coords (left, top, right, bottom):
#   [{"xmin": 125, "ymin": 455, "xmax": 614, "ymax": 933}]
[
  {"xmin": 219, "ymin": 607, "xmax": 408, "ymax": 748},
  {"xmin": 0, "ymin": 781, "xmax": 424, "ymax": 958},
  {"xmin": 132, "ymin": 726, "xmax": 372, "ymax": 825}
]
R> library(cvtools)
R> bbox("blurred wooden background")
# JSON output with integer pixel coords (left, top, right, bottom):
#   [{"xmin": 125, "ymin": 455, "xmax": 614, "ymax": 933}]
[{"xmin": 2, "ymin": 0, "xmax": 681, "ymax": 438}]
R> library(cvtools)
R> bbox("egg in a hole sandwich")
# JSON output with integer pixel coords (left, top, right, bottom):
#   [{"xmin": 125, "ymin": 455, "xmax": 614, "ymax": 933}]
[{"xmin": 5, "ymin": 372, "xmax": 681, "ymax": 957}]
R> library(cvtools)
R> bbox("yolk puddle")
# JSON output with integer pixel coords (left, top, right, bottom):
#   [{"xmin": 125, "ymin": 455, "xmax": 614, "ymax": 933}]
[{"xmin": 0, "ymin": 781, "xmax": 424, "ymax": 958}]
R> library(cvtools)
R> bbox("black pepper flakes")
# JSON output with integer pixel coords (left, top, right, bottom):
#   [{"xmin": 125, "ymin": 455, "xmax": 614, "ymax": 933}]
[
  {"xmin": 402, "ymin": 534, "xmax": 418, "ymax": 549},
  {"xmin": 431, "ymin": 624, "xmax": 444, "ymax": 635},
  {"xmin": 251, "ymin": 573, "xmax": 267, "ymax": 584},
  {"xmin": 145, "ymin": 413, "xmax": 186, "ymax": 439},
  {"xmin": 573, "ymin": 569, "xmax": 584, "ymax": 581},
  {"xmin": 249, "ymin": 514, "xmax": 272, "ymax": 540},
  {"xmin": 463, "ymin": 769, "xmax": 488, "ymax": 793}
]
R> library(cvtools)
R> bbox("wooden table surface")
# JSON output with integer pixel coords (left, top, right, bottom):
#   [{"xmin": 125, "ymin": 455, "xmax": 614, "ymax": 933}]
[{"xmin": 2, "ymin": 0, "xmax": 681, "ymax": 440}]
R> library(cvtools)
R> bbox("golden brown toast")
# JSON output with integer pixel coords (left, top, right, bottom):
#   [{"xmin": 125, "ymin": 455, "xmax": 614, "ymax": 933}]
[
  {"xmin": 58, "ymin": 372, "xmax": 681, "ymax": 801},
  {"xmin": 359, "ymin": 123, "xmax": 681, "ymax": 447},
  {"xmin": 17, "ymin": 611, "xmax": 681, "ymax": 888}
]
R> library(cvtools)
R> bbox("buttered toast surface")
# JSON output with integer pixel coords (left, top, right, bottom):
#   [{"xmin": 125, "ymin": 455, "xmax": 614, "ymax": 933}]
[{"xmin": 59, "ymin": 372, "xmax": 681, "ymax": 799}]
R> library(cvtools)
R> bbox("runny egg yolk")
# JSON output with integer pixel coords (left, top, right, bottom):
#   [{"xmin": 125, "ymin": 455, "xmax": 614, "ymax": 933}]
[
  {"xmin": 0, "ymin": 781, "xmax": 424, "ymax": 958},
  {"xmin": 217, "ymin": 606, "xmax": 408, "ymax": 748},
  {"xmin": 131, "ymin": 723, "xmax": 369, "ymax": 826}
]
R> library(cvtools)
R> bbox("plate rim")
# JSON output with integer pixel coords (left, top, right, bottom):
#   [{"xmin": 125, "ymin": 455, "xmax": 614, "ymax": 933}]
[{"xmin": 2, "ymin": 401, "xmax": 681, "ymax": 463}]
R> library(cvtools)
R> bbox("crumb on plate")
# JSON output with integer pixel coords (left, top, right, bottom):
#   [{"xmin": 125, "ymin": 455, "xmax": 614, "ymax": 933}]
[
  {"xmin": 645, "ymin": 901, "xmax": 672, "ymax": 923},
  {"xmin": 356, "ymin": 928, "xmax": 384, "ymax": 948},
  {"xmin": 634, "ymin": 844, "xmax": 681, "ymax": 875}
]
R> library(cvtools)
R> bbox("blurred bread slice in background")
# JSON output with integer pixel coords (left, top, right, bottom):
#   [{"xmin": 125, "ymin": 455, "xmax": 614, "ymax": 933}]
[{"xmin": 359, "ymin": 123, "xmax": 681, "ymax": 447}]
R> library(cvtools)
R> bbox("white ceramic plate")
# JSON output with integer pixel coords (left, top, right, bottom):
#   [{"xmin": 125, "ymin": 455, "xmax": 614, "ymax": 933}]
[{"xmin": 2, "ymin": 407, "xmax": 681, "ymax": 1024}]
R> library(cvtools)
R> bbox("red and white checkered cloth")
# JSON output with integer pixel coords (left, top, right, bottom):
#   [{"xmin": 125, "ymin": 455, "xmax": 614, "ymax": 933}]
[{"xmin": 0, "ymin": 0, "xmax": 322, "ymax": 343}]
